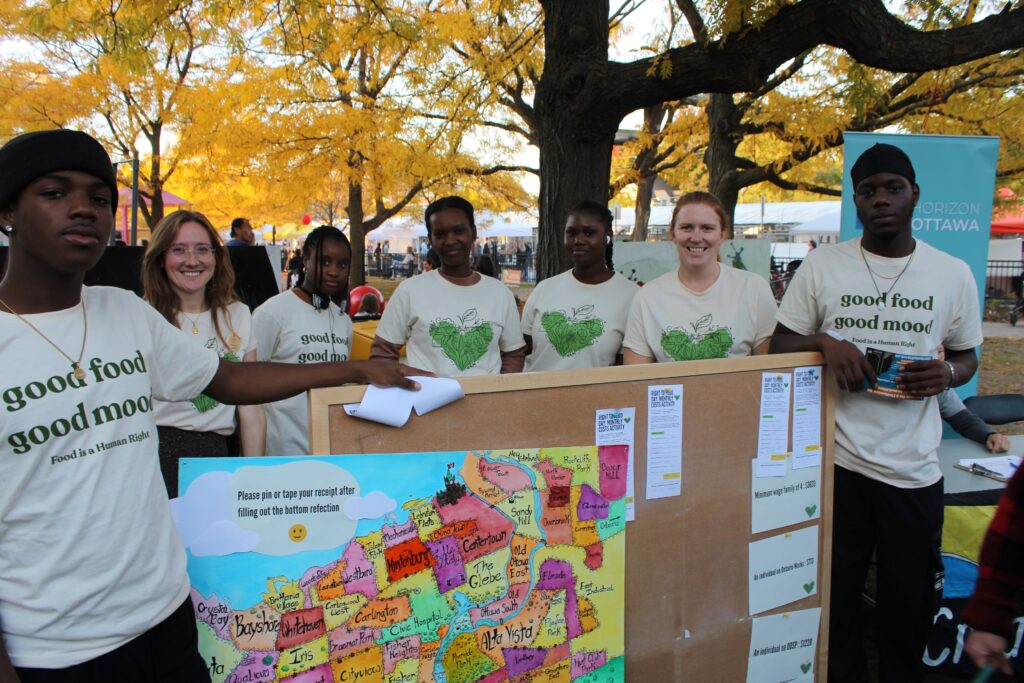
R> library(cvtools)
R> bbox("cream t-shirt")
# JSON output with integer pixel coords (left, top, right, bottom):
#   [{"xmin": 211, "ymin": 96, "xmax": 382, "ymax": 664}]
[
  {"xmin": 152, "ymin": 300, "xmax": 254, "ymax": 436},
  {"xmin": 253, "ymin": 290, "xmax": 351, "ymax": 456},
  {"xmin": 777, "ymin": 238, "xmax": 983, "ymax": 488},
  {"xmin": 376, "ymin": 270, "xmax": 525, "ymax": 376},
  {"xmin": 522, "ymin": 270, "xmax": 638, "ymax": 371},
  {"xmin": 623, "ymin": 264, "xmax": 777, "ymax": 362},
  {"xmin": 0, "ymin": 286, "xmax": 219, "ymax": 667}
]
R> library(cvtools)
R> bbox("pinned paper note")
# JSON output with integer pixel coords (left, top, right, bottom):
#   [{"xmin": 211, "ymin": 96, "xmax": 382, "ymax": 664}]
[
  {"xmin": 344, "ymin": 376, "xmax": 464, "ymax": 427},
  {"xmin": 645, "ymin": 385, "xmax": 683, "ymax": 499},
  {"xmin": 751, "ymin": 461, "xmax": 821, "ymax": 534},
  {"xmin": 791, "ymin": 367, "xmax": 822, "ymax": 469},
  {"xmin": 747, "ymin": 608, "xmax": 821, "ymax": 683},
  {"xmin": 596, "ymin": 407, "xmax": 637, "ymax": 520},
  {"xmin": 749, "ymin": 525, "xmax": 819, "ymax": 615},
  {"xmin": 756, "ymin": 373, "xmax": 792, "ymax": 477}
]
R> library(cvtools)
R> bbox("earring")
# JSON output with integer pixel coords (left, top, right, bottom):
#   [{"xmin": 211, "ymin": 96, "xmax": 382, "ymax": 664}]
[
  {"xmin": 2, "ymin": 225, "xmax": 13, "ymax": 235},
  {"xmin": 605, "ymin": 235, "xmax": 611, "ymax": 244}
]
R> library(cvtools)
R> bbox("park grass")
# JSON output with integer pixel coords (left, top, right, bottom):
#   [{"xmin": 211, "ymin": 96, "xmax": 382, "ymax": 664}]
[
  {"xmin": 980, "ymin": 338, "xmax": 1024, "ymax": 396},
  {"xmin": 979, "ymin": 338, "xmax": 1024, "ymax": 435},
  {"xmin": 365, "ymin": 276, "xmax": 400, "ymax": 300}
]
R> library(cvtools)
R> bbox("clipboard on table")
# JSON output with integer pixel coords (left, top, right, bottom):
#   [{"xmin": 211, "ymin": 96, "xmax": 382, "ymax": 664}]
[{"xmin": 954, "ymin": 456, "xmax": 1022, "ymax": 483}]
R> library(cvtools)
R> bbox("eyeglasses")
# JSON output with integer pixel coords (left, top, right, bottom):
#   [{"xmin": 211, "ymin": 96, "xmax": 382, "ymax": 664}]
[{"xmin": 168, "ymin": 244, "xmax": 214, "ymax": 258}]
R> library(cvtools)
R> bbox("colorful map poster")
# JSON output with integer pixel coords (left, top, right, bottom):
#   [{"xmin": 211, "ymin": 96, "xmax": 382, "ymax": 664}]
[{"xmin": 174, "ymin": 446, "xmax": 627, "ymax": 683}]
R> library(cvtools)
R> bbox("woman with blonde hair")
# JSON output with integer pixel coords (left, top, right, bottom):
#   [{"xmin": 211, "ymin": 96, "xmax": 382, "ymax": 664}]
[
  {"xmin": 142, "ymin": 210, "xmax": 265, "ymax": 495},
  {"xmin": 624, "ymin": 191, "xmax": 776, "ymax": 363}
]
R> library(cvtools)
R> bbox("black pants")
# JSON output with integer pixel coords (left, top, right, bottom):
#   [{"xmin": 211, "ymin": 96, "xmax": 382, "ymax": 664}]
[
  {"xmin": 16, "ymin": 596, "xmax": 210, "ymax": 683},
  {"xmin": 157, "ymin": 426, "xmax": 229, "ymax": 498},
  {"xmin": 829, "ymin": 466, "xmax": 944, "ymax": 683}
]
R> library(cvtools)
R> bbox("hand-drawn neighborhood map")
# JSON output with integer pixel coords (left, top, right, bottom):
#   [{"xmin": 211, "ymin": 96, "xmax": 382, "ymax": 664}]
[{"xmin": 176, "ymin": 446, "xmax": 627, "ymax": 683}]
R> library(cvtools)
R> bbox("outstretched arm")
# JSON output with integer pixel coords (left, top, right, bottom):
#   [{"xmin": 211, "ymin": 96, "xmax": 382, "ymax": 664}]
[{"xmin": 204, "ymin": 359, "xmax": 425, "ymax": 406}]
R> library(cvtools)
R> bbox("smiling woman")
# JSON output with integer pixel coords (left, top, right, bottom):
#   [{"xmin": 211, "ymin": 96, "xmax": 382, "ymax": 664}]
[
  {"xmin": 142, "ymin": 210, "xmax": 266, "ymax": 494},
  {"xmin": 623, "ymin": 191, "xmax": 777, "ymax": 364},
  {"xmin": 371, "ymin": 196, "xmax": 526, "ymax": 376}
]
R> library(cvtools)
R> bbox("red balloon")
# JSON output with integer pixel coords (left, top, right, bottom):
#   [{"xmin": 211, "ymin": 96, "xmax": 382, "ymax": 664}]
[
  {"xmin": 301, "ymin": 214, "xmax": 311, "ymax": 225},
  {"xmin": 350, "ymin": 286, "xmax": 385, "ymax": 316}
]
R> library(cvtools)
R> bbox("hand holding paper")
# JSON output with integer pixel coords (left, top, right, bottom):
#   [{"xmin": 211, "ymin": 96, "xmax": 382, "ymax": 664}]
[{"xmin": 344, "ymin": 376, "xmax": 464, "ymax": 427}]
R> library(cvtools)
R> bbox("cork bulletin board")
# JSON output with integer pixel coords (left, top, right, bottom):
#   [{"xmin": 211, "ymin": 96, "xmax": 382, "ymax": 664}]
[{"xmin": 307, "ymin": 352, "xmax": 836, "ymax": 681}]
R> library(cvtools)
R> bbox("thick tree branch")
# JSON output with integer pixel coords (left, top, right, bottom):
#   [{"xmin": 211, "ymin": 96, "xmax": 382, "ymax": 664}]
[
  {"xmin": 605, "ymin": 0, "xmax": 1024, "ymax": 119},
  {"xmin": 457, "ymin": 164, "xmax": 539, "ymax": 177}
]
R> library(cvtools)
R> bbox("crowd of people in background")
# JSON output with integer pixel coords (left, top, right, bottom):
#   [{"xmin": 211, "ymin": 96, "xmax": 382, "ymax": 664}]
[{"xmin": 0, "ymin": 128, "xmax": 1017, "ymax": 683}]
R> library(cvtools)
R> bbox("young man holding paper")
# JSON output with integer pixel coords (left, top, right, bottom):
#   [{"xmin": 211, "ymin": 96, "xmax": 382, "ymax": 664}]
[{"xmin": 770, "ymin": 142, "xmax": 982, "ymax": 682}]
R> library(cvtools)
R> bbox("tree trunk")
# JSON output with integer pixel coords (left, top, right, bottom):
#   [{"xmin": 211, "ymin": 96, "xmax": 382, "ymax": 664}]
[
  {"xmin": 631, "ymin": 175, "xmax": 655, "ymax": 242},
  {"xmin": 346, "ymin": 182, "xmax": 367, "ymax": 287},
  {"xmin": 535, "ymin": 0, "xmax": 618, "ymax": 282},
  {"xmin": 704, "ymin": 93, "xmax": 743, "ymax": 237},
  {"xmin": 629, "ymin": 104, "xmax": 670, "ymax": 242},
  {"xmin": 147, "ymin": 124, "xmax": 165, "ymax": 229}
]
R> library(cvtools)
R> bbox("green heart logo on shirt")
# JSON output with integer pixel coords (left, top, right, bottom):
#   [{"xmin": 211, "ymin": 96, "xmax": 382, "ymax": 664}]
[
  {"xmin": 801, "ymin": 662, "xmax": 812, "ymax": 674},
  {"xmin": 541, "ymin": 307, "xmax": 605, "ymax": 357},
  {"xmin": 660, "ymin": 313, "xmax": 733, "ymax": 361},
  {"xmin": 430, "ymin": 309, "xmax": 494, "ymax": 371},
  {"xmin": 660, "ymin": 327, "xmax": 733, "ymax": 361},
  {"xmin": 189, "ymin": 348, "xmax": 241, "ymax": 412},
  {"xmin": 191, "ymin": 393, "xmax": 219, "ymax": 413}
]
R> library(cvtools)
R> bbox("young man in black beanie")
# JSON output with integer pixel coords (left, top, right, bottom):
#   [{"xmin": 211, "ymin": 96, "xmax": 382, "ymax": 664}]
[
  {"xmin": 0, "ymin": 130, "xmax": 424, "ymax": 682},
  {"xmin": 770, "ymin": 142, "xmax": 982, "ymax": 682}
]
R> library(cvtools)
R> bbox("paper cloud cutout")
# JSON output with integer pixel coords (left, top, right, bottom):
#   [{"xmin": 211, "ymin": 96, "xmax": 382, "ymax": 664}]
[
  {"xmin": 344, "ymin": 491, "xmax": 397, "ymax": 520},
  {"xmin": 190, "ymin": 520, "xmax": 259, "ymax": 557},
  {"xmin": 171, "ymin": 471, "xmax": 258, "ymax": 557}
]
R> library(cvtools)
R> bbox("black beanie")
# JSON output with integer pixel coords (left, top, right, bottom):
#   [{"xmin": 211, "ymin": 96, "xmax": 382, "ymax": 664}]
[
  {"xmin": 0, "ymin": 130, "xmax": 118, "ymax": 212},
  {"xmin": 850, "ymin": 142, "xmax": 916, "ymax": 188}
]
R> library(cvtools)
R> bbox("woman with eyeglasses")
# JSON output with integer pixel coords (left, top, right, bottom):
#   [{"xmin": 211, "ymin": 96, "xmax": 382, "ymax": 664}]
[{"xmin": 142, "ymin": 210, "xmax": 265, "ymax": 496}]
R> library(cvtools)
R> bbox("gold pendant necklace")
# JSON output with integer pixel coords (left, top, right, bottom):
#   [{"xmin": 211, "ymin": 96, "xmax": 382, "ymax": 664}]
[
  {"xmin": 0, "ymin": 295, "xmax": 89, "ymax": 382},
  {"xmin": 180, "ymin": 310, "xmax": 203, "ymax": 334}
]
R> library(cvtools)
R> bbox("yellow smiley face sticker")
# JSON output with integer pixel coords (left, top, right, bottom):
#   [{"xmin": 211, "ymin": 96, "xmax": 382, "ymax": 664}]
[{"xmin": 289, "ymin": 524, "xmax": 307, "ymax": 542}]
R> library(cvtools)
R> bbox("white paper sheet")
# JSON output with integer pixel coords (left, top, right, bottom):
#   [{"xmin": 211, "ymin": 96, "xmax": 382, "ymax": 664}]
[
  {"xmin": 749, "ymin": 525, "xmax": 819, "ymax": 615},
  {"xmin": 747, "ymin": 608, "xmax": 821, "ymax": 683},
  {"xmin": 957, "ymin": 455, "xmax": 1022, "ymax": 480},
  {"xmin": 596, "ymin": 407, "xmax": 637, "ymax": 521},
  {"xmin": 751, "ymin": 461, "xmax": 821, "ymax": 534},
  {"xmin": 645, "ymin": 385, "xmax": 683, "ymax": 499},
  {"xmin": 791, "ymin": 367, "xmax": 823, "ymax": 469},
  {"xmin": 343, "ymin": 376, "xmax": 464, "ymax": 427},
  {"xmin": 756, "ymin": 372, "xmax": 792, "ymax": 477}
]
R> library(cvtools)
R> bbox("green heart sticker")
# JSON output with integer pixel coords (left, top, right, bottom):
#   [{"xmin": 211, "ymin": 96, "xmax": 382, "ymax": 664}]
[
  {"xmin": 803, "ymin": 581, "xmax": 815, "ymax": 594},
  {"xmin": 541, "ymin": 308, "xmax": 604, "ymax": 357},
  {"xmin": 801, "ymin": 662, "xmax": 812, "ymax": 674},
  {"xmin": 624, "ymin": 417, "xmax": 631, "ymax": 423},
  {"xmin": 805, "ymin": 504, "xmax": 817, "ymax": 517}
]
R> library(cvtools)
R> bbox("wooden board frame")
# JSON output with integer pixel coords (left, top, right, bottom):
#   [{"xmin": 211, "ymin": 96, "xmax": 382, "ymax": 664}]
[{"xmin": 308, "ymin": 352, "xmax": 836, "ymax": 681}]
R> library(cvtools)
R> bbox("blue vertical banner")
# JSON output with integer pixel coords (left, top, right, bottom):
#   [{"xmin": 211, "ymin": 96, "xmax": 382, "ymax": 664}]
[{"xmin": 841, "ymin": 132, "xmax": 999, "ymax": 398}]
